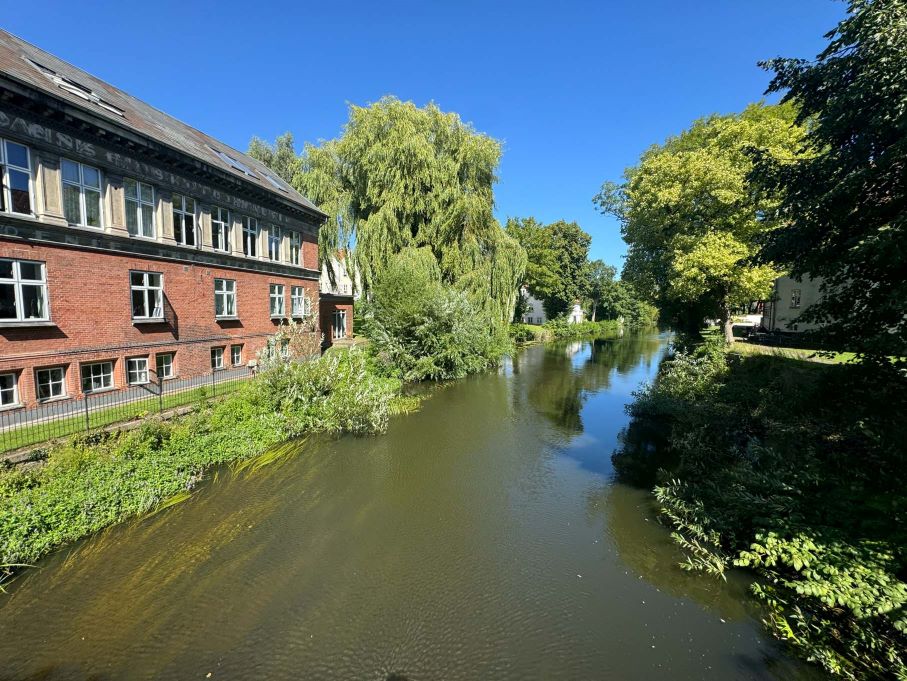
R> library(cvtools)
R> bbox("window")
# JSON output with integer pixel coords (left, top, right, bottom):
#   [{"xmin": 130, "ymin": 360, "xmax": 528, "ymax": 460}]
[
  {"xmin": 155, "ymin": 352, "xmax": 174, "ymax": 380},
  {"xmin": 331, "ymin": 310, "xmax": 347, "ymax": 340},
  {"xmin": 289, "ymin": 231, "xmax": 301, "ymax": 266},
  {"xmin": 124, "ymin": 178, "xmax": 155, "ymax": 237},
  {"xmin": 211, "ymin": 206, "xmax": 230, "ymax": 253},
  {"xmin": 81, "ymin": 361, "xmax": 113, "ymax": 393},
  {"xmin": 1, "ymin": 138, "xmax": 32, "ymax": 215},
  {"xmin": 61, "ymin": 159, "xmax": 102, "ymax": 227},
  {"xmin": 242, "ymin": 216, "xmax": 258, "ymax": 257},
  {"xmin": 0, "ymin": 258, "xmax": 48, "ymax": 321},
  {"xmin": 214, "ymin": 278, "xmax": 236, "ymax": 318},
  {"xmin": 231, "ymin": 344, "xmax": 242, "ymax": 366},
  {"xmin": 291, "ymin": 286, "xmax": 310, "ymax": 318},
  {"xmin": 0, "ymin": 373, "xmax": 19, "ymax": 407},
  {"xmin": 172, "ymin": 194, "xmax": 196, "ymax": 246},
  {"xmin": 36, "ymin": 367, "xmax": 65, "ymax": 400},
  {"xmin": 210, "ymin": 347, "xmax": 224, "ymax": 370},
  {"xmin": 130, "ymin": 271, "xmax": 163, "ymax": 320},
  {"xmin": 210, "ymin": 148, "xmax": 258, "ymax": 177},
  {"xmin": 126, "ymin": 357, "xmax": 149, "ymax": 385},
  {"xmin": 269, "ymin": 284, "xmax": 285, "ymax": 317},
  {"xmin": 263, "ymin": 173, "xmax": 288, "ymax": 193},
  {"xmin": 267, "ymin": 226, "xmax": 281, "ymax": 261},
  {"xmin": 790, "ymin": 289, "xmax": 802, "ymax": 309}
]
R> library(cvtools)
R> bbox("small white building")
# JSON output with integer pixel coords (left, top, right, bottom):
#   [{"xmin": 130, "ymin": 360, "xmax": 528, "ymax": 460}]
[
  {"xmin": 761, "ymin": 275, "xmax": 823, "ymax": 333},
  {"xmin": 519, "ymin": 287, "xmax": 584, "ymax": 325}
]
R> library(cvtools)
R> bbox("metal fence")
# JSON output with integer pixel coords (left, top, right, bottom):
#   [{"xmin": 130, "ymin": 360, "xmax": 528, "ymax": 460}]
[{"xmin": 0, "ymin": 365, "xmax": 252, "ymax": 456}]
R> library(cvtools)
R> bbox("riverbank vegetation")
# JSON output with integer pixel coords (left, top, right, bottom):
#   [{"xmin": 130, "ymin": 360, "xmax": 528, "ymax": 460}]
[
  {"xmin": 613, "ymin": 340, "xmax": 907, "ymax": 679},
  {"xmin": 605, "ymin": 2, "xmax": 907, "ymax": 677},
  {"xmin": 0, "ymin": 350, "xmax": 413, "ymax": 574}
]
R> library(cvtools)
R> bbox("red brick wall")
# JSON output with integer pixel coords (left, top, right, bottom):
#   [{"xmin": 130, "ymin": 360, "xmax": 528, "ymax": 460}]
[
  {"xmin": 0, "ymin": 239, "xmax": 320, "ymax": 407},
  {"xmin": 319, "ymin": 299, "xmax": 354, "ymax": 348}
]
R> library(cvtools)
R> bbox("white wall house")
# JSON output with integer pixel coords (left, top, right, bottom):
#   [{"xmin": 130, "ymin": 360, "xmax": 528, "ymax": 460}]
[
  {"xmin": 519, "ymin": 287, "xmax": 585, "ymax": 325},
  {"xmin": 761, "ymin": 275, "xmax": 823, "ymax": 333}
]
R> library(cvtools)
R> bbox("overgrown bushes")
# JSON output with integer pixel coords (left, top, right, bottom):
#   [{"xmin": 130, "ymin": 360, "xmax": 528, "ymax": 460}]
[
  {"xmin": 0, "ymin": 349, "xmax": 412, "ymax": 569},
  {"xmin": 361, "ymin": 248, "xmax": 509, "ymax": 381},
  {"xmin": 613, "ymin": 339, "xmax": 907, "ymax": 679}
]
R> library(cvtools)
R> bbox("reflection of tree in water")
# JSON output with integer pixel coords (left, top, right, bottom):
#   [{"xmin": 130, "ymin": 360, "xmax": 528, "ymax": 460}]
[
  {"xmin": 587, "ymin": 482, "xmax": 754, "ymax": 621},
  {"xmin": 518, "ymin": 334, "xmax": 665, "ymax": 436}
]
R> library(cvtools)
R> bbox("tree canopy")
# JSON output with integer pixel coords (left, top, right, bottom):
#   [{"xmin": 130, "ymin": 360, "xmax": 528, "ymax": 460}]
[
  {"xmin": 287, "ymin": 97, "xmax": 525, "ymax": 328},
  {"xmin": 753, "ymin": 0, "xmax": 907, "ymax": 357},
  {"xmin": 595, "ymin": 102, "xmax": 809, "ymax": 341},
  {"xmin": 247, "ymin": 132, "xmax": 303, "ymax": 186},
  {"xmin": 505, "ymin": 217, "xmax": 591, "ymax": 319}
]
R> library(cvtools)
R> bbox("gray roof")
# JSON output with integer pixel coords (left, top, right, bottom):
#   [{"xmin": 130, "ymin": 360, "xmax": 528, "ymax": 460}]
[{"xmin": 0, "ymin": 30, "xmax": 323, "ymax": 216}]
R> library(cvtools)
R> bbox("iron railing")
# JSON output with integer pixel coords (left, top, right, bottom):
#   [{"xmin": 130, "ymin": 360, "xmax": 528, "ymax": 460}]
[{"xmin": 0, "ymin": 365, "xmax": 251, "ymax": 455}]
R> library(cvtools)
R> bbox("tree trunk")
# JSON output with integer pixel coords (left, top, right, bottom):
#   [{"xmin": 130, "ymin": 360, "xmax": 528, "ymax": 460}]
[
  {"xmin": 591, "ymin": 298, "xmax": 598, "ymax": 322},
  {"xmin": 719, "ymin": 304, "xmax": 734, "ymax": 344}
]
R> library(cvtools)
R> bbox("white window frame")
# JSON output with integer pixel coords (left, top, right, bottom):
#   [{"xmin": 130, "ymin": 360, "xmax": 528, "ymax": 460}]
[
  {"xmin": 242, "ymin": 216, "xmax": 258, "ymax": 257},
  {"xmin": 80, "ymin": 361, "xmax": 114, "ymax": 394},
  {"xmin": 130, "ymin": 270, "xmax": 164, "ymax": 320},
  {"xmin": 35, "ymin": 366, "xmax": 66, "ymax": 401},
  {"xmin": 211, "ymin": 206, "xmax": 230, "ymax": 253},
  {"xmin": 267, "ymin": 226, "xmax": 281, "ymax": 262},
  {"xmin": 210, "ymin": 346, "xmax": 225, "ymax": 370},
  {"xmin": 332, "ymin": 309, "xmax": 347, "ymax": 340},
  {"xmin": 61, "ymin": 158, "xmax": 103, "ymax": 228},
  {"xmin": 214, "ymin": 278, "xmax": 237, "ymax": 318},
  {"xmin": 289, "ymin": 231, "xmax": 302, "ymax": 266},
  {"xmin": 124, "ymin": 178, "xmax": 155, "ymax": 238},
  {"xmin": 230, "ymin": 344, "xmax": 242, "ymax": 366},
  {"xmin": 791, "ymin": 289, "xmax": 802, "ymax": 309},
  {"xmin": 0, "ymin": 258, "xmax": 49, "ymax": 322},
  {"xmin": 291, "ymin": 286, "xmax": 309, "ymax": 318},
  {"xmin": 126, "ymin": 357, "xmax": 150, "ymax": 385},
  {"xmin": 269, "ymin": 283, "xmax": 285, "ymax": 317},
  {"xmin": 0, "ymin": 372, "xmax": 19, "ymax": 408},
  {"xmin": 172, "ymin": 193, "xmax": 197, "ymax": 247},
  {"xmin": 1, "ymin": 138, "xmax": 33, "ymax": 216},
  {"xmin": 155, "ymin": 352, "xmax": 174, "ymax": 380}
]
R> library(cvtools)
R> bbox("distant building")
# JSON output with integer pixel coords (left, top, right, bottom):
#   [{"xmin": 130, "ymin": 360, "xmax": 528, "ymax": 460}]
[
  {"xmin": 518, "ymin": 287, "xmax": 584, "ymax": 325},
  {"xmin": 760, "ymin": 276, "xmax": 824, "ymax": 333},
  {"xmin": 319, "ymin": 254, "xmax": 358, "ymax": 347}
]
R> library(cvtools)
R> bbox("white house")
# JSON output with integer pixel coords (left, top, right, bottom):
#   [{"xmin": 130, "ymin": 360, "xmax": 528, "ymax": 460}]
[{"xmin": 519, "ymin": 287, "xmax": 584, "ymax": 325}]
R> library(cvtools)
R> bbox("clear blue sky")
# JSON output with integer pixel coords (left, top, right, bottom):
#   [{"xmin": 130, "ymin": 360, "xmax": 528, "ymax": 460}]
[{"xmin": 5, "ymin": 0, "xmax": 844, "ymax": 268}]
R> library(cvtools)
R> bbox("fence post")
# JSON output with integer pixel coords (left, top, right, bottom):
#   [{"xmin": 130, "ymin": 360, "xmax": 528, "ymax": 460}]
[
  {"xmin": 211, "ymin": 367, "xmax": 216, "ymax": 398},
  {"xmin": 158, "ymin": 372, "xmax": 164, "ymax": 415},
  {"xmin": 83, "ymin": 396, "xmax": 90, "ymax": 434}
]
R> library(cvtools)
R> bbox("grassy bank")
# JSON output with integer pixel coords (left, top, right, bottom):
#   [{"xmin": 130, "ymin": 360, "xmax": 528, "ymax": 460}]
[
  {"xmin": 613, "ymin": 340, "xmax": 907, "ymax": 679},
  {"xmin": 0, "ymin": 349, "xmax": 417, "ymax": 578},
  {"xmin": 510, "ymin": 319, "xmax": 633, "ymax": 345}
]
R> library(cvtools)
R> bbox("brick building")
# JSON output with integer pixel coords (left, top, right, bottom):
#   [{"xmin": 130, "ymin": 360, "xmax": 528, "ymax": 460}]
[
  {"xmin": 0, "ymin": 30, "xmax": 326, "ymax": 411},
  {"xmin": 319, "ymin": 253, "xmax": 358, "ymax": 348}
]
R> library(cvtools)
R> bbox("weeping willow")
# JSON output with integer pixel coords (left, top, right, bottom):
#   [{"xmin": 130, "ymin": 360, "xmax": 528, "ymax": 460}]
[{"xmin": 296, "ymin": 96, "xmax": 526, "ymax": 328}]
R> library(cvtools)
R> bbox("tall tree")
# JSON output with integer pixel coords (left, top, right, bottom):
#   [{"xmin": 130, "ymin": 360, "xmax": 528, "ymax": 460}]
[
  {"xmin": 506, "ymin": 217, "xmax": 592, "ymax": 319},
  {"xmin": 753, "ymin": 0, "xmax": 907, "ymax": 357},
  {"xmin": 293, "ymin": 97, "xmax": 525, "ymax": 328},
  {"xmin": 586, "ymin": 259, "xmax": 617, "ymax": 322},
  {"xmin": 595, "ymin": 102, "xmax": 809, "ymax": 342},
  {"xmin": 247, "ymin": 132, "xmax": 303, "ymax": 186}
]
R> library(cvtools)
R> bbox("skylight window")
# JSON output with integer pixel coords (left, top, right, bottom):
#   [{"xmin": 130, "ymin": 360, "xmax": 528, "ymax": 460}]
[
  {"xmin": 23, "ymin": 57, "xmax": 125, "ymax": 117},
  {"xmin": 208, "ymin": 147, "xmax": 258, "ymax": 178},
  {"xmin": 264, "ymin": 173, "xmax": 289, "ymax": 193}
]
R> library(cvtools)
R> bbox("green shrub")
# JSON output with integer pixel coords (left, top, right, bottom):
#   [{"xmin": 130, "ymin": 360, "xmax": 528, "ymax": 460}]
[
  {"xmin": 362, "ymin": 248, "xmax": 508, "ymax": 381},
  {"xmin": 509, "ymin": 323, "xmax": 553, "ymax": 344},
  {"xmin": 614, "ymin": 343, "xmax": 907, "ymax": 679},
  {"xmin": 542, "ymin": 318, "xmax": 621, "ymax": 340}
]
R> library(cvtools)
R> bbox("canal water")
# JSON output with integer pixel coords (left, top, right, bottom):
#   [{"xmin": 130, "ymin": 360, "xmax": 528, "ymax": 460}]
[{"xmin": 0, "ymin": 333, "xmax": 821, "ymax": 680}]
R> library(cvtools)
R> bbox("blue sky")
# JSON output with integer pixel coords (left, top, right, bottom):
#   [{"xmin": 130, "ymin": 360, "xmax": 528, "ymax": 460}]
[{"xmin": 5, "ymin": 0, "xmax": 844, "ymax": 268}]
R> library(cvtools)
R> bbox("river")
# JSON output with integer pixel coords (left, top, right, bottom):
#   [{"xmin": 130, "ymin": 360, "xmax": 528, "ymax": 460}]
[{"xmin": 0, "ymin": 333, "xmax": 821, "ymax": 680}]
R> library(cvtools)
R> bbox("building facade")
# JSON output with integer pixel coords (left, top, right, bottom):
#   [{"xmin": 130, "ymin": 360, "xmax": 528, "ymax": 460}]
[
  {"xmin": 0, "ymin": 31, "xmax": 326, "ymax": 411},
  {"xmin": 760, "ymin": 275, "xmax": 824, "ymax": 333},
  {"xmin": 520, "ymin": 286, "xmax": 547, "ymax": 325},
  {"xmin": 319, "ymin": 254, "xmax": 358, "ymax": 347}
]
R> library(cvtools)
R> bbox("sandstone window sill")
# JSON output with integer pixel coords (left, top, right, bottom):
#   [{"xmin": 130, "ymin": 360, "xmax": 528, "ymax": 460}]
[
  {"xmin": 132, "ymin": 318, "xmax": 166, "ymax": 325},
  {"xmin": 0, "ymin": 320, "xmax": 57, "ymax": 328}
]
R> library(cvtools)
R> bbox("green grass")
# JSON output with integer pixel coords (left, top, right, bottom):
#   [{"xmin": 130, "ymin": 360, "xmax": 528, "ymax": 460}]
[
  {"xmin": 728, "ymin": 342, "xmax": 856, "ymax": 364},
  {"xmin": 1, "ymin": 380, "xmax": 246, "ymax": 454}
]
